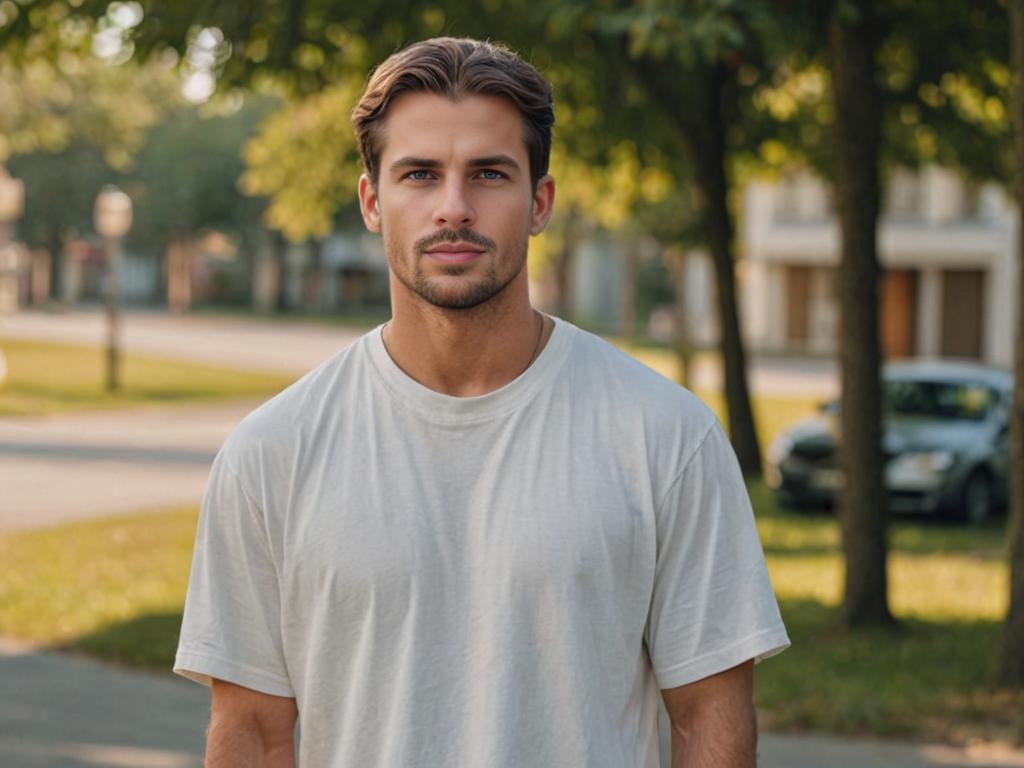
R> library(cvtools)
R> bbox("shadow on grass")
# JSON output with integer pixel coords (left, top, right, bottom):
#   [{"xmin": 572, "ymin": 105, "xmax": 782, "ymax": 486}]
[
  {"xmin": 60, "ymin": 602, "xmax": 1023, "ymax": 747},
  {"xmin": 758, "ymin": 599, "xmax": 1023, "ymax": 745},
  {"xmin": 62, "ymin": 611, "xmax": 184, "ymax": 673}
]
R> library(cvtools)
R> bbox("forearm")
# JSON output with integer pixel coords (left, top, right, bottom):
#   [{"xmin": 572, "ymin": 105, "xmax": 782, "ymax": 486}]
[
  {"xmin": 663, "ymin": 661, "xmax": 758, "ymax": 768},
  {"xmin": 669, "ymin": 703, "xmax": 756, "ymax": 768},
  {"xmin": 205, "ymin": 715, "xmax": 296, "ymax": 768}
]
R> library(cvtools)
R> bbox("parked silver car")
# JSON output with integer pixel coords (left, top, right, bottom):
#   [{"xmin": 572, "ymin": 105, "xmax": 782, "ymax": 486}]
[{"xmin": 766, "ymin": 360, "xmax": 1012, "ymax": 523}]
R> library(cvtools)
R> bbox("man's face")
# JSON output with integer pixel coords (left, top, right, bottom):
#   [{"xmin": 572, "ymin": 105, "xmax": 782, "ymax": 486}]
[{"xmin": 358, "ymin": 92, "xmax": 554, "ymax": 311}]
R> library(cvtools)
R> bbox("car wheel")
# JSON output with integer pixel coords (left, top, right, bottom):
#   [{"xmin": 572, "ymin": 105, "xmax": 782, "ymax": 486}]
[{"xmin": 960, "ymin": 470, "xmax": 993, "ymax": 525}]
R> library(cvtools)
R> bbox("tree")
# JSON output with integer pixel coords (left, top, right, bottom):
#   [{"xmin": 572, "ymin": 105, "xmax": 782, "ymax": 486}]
[
  {"xmin": 570, "ymin": 0, "xmax": 792, "ymax": 476},
  {"xmin": 239, "ymin": 80, "xmax": 362, "ymax": 242},
  {"xmin": 747, "ymin": 0, "xmax": 1011, "ymax": 629},
  {"xmin": 1000, "ymin": 0, "xmax": 1024, "ymax": 689},
  {"xmin": 2, "ymin": 35, "xmax": 179, "ymax": 295},
  {"xmin": 124, "ymin": 95, "xmax": 280, "ymax": 308},
  {"xmin": 828, "ymin": 0, "xmax": 892, "ymax": 627}
]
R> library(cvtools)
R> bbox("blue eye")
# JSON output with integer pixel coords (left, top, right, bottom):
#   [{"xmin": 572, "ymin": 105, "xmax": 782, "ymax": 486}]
[
  {"xmin": 405, "ymin": 170, "xmax": 433, "ymax": 181},
  {"xmin": 478, "ymin": 169, "xmax": 505, "ymax": 181}
]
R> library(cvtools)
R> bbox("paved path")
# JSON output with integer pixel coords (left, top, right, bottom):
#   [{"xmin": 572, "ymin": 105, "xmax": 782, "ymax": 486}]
[
  {"xmin": 0, "ymin": 640, "xmax": 204, "ymax": 768},
  {"xmin": 4, "ymin": 634, "xmax": 1023, "ymax": 768},
  {"xmin": 0, "ymin": 308, "xmax": 841, "ymax": 396},
  {"xmin": 0, "ymin": 309, "xmax": 363, "ymax": 375},
  {"xmin": 0, "ymin": 400, "xmax": 258, "ymax": 532}
]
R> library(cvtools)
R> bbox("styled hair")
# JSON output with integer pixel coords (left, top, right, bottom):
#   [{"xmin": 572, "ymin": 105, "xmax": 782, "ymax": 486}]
[{"xmin": 352, "ymin": 37, "xmax": 554, "ymax": 188}]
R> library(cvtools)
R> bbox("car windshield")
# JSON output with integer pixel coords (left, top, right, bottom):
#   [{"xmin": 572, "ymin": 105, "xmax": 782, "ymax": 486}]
[{"xmin": 884, "ymin": 379, "xmax": 996, "ymax": 421}]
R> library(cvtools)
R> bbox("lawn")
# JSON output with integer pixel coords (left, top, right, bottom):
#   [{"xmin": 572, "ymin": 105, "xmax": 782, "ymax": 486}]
[
  {"xmin": 1, "ymin": 490, "xmax": 1019, "ymax": 746},
  {"xmin": 0, "ymin": 339, "xmax": 295, "ymax": 416},
  {"xmin": 748, "ymin": 482, "xmax": 1021, "ymax": 746}
]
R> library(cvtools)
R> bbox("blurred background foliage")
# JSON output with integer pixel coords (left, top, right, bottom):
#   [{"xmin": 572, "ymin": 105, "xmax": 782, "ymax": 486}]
[{"xmin": 0, "ymin": 0, "xmax": 1013, "ymax": 268}]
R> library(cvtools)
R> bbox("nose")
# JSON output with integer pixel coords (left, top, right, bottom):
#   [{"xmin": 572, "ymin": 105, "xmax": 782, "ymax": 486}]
[{"xmin": 433, "ymin": 177, "xmax": 475, "ymax": 228}]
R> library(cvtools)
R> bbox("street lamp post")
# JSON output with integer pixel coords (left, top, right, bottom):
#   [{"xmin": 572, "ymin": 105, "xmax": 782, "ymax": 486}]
[
  {"xmin": 0, "ymin": 168, "xmax": 26, "ymax": 387},
  {"xmin": 94, "ymin": 186, "xmax": 132, "ymax": 392}
]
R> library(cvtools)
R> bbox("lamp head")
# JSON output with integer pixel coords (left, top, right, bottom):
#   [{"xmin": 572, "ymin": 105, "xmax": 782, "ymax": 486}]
[{"xmin": 94, "ymin": 185, "xmax": 133, "ymax": 238}]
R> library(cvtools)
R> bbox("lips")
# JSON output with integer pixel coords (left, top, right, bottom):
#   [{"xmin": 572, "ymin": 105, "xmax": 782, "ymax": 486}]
[{"xmin": 424, "ymin": 243, "xmax": 485, "ymax": 263}]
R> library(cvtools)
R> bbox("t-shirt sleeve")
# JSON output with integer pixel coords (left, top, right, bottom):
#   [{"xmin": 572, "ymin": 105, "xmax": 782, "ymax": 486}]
[
  {"xmin": 645, "ymin": 420, "xmax": 790, "ymax": 690},
  {"xmin": 174, "ymin": 451, "xmax": 294, "ymax": 698}
]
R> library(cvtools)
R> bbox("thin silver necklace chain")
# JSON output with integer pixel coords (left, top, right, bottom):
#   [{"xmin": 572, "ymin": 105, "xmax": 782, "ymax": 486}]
[
  {"xmin": 520, "ymin": 309, "xmax": 547, "ymax": 376},
  {"xmin": 380, "ymin": 310, "xmax": 548, "ymax": 379}
]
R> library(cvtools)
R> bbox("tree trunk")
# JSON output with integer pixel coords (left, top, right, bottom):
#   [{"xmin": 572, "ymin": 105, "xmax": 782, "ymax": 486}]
[
  {"xmin": 166, "ymin": 237, "xmax": 192, "ymax": 314},
  {"xmin": 625, "ymin": 53, "xmax": 761, "ymax": 472},
  {"xmin": 998, "ymin": 0, "xmax": 1024, "ymax": 688},
  {"xmin": 687, "ymin": 62, "xmax": 762, "ymax": 476},
  {"xmin": 830, "ymin": 0, "xmax": 893, "ymax": 628}
]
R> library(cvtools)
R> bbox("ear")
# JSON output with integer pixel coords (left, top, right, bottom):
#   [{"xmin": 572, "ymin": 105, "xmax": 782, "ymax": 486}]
[
  {"xmin": 529, "ymin": 174, "xmax": 555, "ymax": 236},
  {"xmin": 358, "ymin": 173, "xmax": 381, "ymax": 233}
]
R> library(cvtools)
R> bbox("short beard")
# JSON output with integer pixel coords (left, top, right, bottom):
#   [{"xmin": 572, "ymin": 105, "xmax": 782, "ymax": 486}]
[{"xmin": 388, "ymin": 226, "xmax": 525, "ymax": 311}]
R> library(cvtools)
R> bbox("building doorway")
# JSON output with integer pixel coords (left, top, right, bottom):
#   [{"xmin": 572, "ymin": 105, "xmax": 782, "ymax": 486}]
[
  {"xmin": 881, "ymin": 268, "xmax": 918, "ymax": 359},
  {"xmin": 941, "ymin": 269, "xmax": 984, "ymax": 359}
]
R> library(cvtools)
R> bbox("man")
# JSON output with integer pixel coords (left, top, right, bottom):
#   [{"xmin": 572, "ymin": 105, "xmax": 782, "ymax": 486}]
[{"xmin": 175, "ymin": 37, "xmax": 789, "ymax": 767}]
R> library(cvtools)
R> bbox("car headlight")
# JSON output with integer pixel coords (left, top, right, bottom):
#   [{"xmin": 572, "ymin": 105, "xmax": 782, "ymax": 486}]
[
  {"xmin": 886, "ymin": 450, "xmax": 956, "ymax": 488},
  {"xmin": 900, "ymin": 450, "xmax": 956, "ymax": 473}
]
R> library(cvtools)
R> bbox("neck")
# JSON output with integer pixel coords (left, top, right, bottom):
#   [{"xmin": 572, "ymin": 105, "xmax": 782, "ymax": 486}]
[{"xmin": 383, "ymin": 282, "xmax": 549, "ymax": 398}]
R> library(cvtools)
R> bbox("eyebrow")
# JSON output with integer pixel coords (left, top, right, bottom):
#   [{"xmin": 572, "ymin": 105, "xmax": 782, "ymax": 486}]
[
  {"xmin": 389, "ymin": 157, "xmax": 442, "ymax": 173},
  {"xmin": 388, "ymin": 154, "xmax": 522, "ymax": 173},
  {"xmin": 468, "ymin": 154, "xmax": 521, "ymax": 171}
]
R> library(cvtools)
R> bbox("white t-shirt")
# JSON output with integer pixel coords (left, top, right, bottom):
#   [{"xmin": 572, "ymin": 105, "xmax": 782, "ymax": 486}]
[{"xmin": 175, "ymin": 317, "xmax": 789, "ymax": 767}]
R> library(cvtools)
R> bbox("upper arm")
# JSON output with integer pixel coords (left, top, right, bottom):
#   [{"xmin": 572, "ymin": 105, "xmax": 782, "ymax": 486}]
[
  {"xmin": 645, "ymin": 421, "xmax": 789, "ymax": 689},
  {"xmin": 175, "ymin": 452, "xmax": 293, "ymax": 698},
  {"xmin": 208, "ymin": 679, "xmax": 298, "ymax": 762}
]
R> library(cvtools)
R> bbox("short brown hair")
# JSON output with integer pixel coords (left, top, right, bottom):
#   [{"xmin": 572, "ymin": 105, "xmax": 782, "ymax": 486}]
[{"xmin": 352, "ymin": 37, "xmax": 554, "ymax": 188}]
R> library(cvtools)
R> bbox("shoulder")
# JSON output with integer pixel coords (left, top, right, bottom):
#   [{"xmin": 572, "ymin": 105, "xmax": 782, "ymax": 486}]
[
  {"xmin": 218, "ymin": 329, "xmax": 375, "ymax": 472},
  {"xmin": 552, "ymin": 321, "xmax": 720, "ymax": 483},
  {"xmin": 561, "ymin": 323, "xmax": 718, "ymax": 456}
]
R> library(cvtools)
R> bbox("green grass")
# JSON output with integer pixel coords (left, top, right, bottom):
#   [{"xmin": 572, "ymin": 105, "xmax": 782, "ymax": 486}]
[
  {"xmin": 0, "ymin": 490, "xmax": 1019, "ymax": 745},
  {"xmin": 0, "ymin": 339, "xmax": 295, "ymax": 416},
  {"xmin": 749, "ymin": 480, "xmax": 1022, "ymax": 746},
  {"xmin": 0, "ymin": 506, "xmax": 197, "ymax": 669}
]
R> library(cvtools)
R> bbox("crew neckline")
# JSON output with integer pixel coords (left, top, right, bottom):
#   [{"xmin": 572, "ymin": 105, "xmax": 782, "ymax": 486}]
[{"xmin": 366, "ymin": 315, "xmax": 574, "ymax": 424}]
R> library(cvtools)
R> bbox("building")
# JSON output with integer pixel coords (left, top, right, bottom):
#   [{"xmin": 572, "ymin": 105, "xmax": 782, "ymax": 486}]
[{"xmin": 741, "ymin": 166, "xmax": 1019, "ymax": 367}]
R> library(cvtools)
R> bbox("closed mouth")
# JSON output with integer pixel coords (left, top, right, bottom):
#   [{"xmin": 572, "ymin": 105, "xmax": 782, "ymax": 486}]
[{"xmin": 424, "ymin": 243, "xmax": 485, "ymax": 262}]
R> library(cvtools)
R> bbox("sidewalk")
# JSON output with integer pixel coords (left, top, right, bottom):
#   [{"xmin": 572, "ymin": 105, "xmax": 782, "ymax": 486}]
[
  {"xmin": 3, "ymin": 636, "xmax": 1022, "ymax": 768},
  {"xmin": 0, "ymin": 639, "xmax": 204, "ymax": 768},
  {"xmin": 0, "ymin": 309, "xmax": 363, "ymax": 375},
  {"xmin": 0, "ymin": 400, "xmax": 258, "ymax": 532}
]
